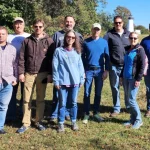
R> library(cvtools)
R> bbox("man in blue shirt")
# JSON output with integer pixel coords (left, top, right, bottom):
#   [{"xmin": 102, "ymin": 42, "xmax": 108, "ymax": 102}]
[
  {"xmin": 82, "ymin": 23, "xmax": 109, "ymax": 124},
  {"xmin": 141, "ymin": 34, "xmax": 150, "ymax": 117}
]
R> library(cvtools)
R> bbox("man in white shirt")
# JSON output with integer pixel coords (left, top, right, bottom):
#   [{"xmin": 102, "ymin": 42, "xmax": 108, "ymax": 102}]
[{"xmin": 7, "ymin": 17, "xmax": 30, "ymax": 121}]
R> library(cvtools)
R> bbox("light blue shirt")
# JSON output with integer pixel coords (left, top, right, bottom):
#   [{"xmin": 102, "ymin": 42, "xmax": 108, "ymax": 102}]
[{"xmin": 53, "ymin": 47, "xmax": 85, "ymax": 86}]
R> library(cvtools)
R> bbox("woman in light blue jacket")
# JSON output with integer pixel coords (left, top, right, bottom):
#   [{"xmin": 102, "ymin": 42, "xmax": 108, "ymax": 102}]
[{"xmin": 52, "ymin": 30, "xmax": 85, "ymax": 132}]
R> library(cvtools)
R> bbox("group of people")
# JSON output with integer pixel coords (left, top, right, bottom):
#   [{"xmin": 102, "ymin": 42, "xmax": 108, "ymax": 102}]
[{"xmin": 0, "ymin": 15, "xmax": 150, "ymax": 134}]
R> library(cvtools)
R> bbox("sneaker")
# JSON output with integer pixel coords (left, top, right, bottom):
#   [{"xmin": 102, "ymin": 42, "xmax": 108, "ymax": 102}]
[
  {"xmin": 123, "ymin": 121, "xmax": 132, "ymax": 127},
  {"xmin": 144, "ymin": 110, "xmax": 150, "ymax": 117},
  {"xmin": 71, "ymin": 122, "xmax": 79, "ymax": 131},
  {"xmin": 132, "ymin": 120, "xmax": 143, "ymax": 129},
  {"xmin": 93, "ymin": 114, "xmax": 104, "ymax": 122},
  {"xmin": 82, "ymin": 115, "xmax": 89, "ymax": 124},
  {"xmin": 57, "ymin": 123, "xmax": 65, "ymax": 133},
  {"xmin": 65, "ymin": 116, "xmax": 70, "ymax": 121},
  {"xmin": 109, "ymin": 112, "xmax": 119, "ymax": 117},
  {"xmin": 36, "ymin": 123, "xmax": 46, "ymax": 131},
  {"xmin": 16, "ymin": 126, "xmax": 30, "ymax": 134},
  {"xmin": 0, "ymin": 129, "xmax": 7, "ymax": 134}
]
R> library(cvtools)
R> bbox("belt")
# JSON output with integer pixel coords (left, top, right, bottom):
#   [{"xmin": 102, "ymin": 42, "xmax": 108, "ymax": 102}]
[{"xmin": 88, "ymin": 66, "xmax": 100, "ymax": 70}]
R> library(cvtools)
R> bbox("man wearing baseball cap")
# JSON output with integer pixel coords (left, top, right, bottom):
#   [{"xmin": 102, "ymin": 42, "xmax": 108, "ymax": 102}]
[
  {"xmin": 7, "ymin": 17, "xmax": 30, "ymax": 122},
  {"xmin": 82, "ymin": 23, "xmax": 109, "ymax": 124}
]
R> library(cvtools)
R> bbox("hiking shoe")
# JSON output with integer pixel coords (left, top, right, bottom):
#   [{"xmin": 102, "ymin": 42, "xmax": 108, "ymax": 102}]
[
  {"xmin": 132, "ymin": 120, "xmax": 143, "ymax": 129},
  {"xmin": 82, "ymin": 115, "xmax": 89, "ymax": 124},
  {"xmin": 36, "ymin": 123, "xmax": 46, "ymax": 131},
  {"xmin": 65, "ymin": 116, "xmax": 70, "ymax": 121},
  {"xmin": 57, "ymin": 124, "xmax": 65, "ymax": 133},
  {"xmin": 93, "ymin": 114, "xmax": 104, "ymax": 122},
  {"xmin": 71, "ymin": 122, "xmax": 79, "ymax": 131},
  {"xmin": 16, "ymin": 126, "xmax": 30, "ymax": 134},
  {"xmin": 144, "ymin": 110, "xmax": 150, "ymax": 117},
  {"xmin": 0, "ymin": 129, "xmax": 7, "ymax": 134},
  {"xmin": 109, "ymin": 112, "xmax": 119, "ymax": 117}
]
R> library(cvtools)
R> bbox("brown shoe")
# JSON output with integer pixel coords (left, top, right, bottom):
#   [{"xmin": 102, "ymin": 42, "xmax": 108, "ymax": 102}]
[
  {"xmin": 145, "ymin": 110, "xmax": 150, "ymax": 117},
  {"xmin": 109, "ymin": 112, "xmax": 119, "ymax": 117}
]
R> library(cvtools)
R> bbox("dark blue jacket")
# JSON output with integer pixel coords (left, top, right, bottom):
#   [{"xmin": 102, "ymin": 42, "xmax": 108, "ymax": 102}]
[
  {"xmin": 120, "ymin": 44, "xmax": 145, "ymax": 81},
  {"xmin": 104, "ymin": 28, "xmax": 130, "ymax": 66}
]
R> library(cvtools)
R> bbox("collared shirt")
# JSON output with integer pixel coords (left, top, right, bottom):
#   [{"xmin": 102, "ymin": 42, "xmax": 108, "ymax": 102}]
[{"xmin": 0, "ymin": 43, "xmax": 18, "ymax": 84}]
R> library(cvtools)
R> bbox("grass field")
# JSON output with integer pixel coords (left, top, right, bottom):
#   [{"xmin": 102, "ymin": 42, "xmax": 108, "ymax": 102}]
[{"xmin": 1, "ymin": 34, "xmax": 150, "ymax": 150}]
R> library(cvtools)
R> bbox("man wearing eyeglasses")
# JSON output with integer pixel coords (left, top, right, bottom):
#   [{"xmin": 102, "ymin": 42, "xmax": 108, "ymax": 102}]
[
  {"xmin": 104, "ymin": 16, "xmax": 130, "ymax": 117},
  {"xmin": 16, "ymin": 19, "xmax": 55, "ymax": 133},
  {"xmin": 82, "ymin": 23, "xmax": 109, "ymax": 124},
  {"xmin": 49, "ymin": 15, "xmax": 83, "ymax": 122},
  {"xmin": 7, "ymin": 17, "xmax": 30, "ymax": 122}
]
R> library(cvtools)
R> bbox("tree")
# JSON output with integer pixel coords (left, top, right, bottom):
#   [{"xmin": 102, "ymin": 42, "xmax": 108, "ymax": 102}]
[
  {"xmin": 135, "ymin": 25, "xmax": 149, "ymax": 34},
  {"xmin": 114, "ymin": 6, "xmax": 132, "ymax": 26}
]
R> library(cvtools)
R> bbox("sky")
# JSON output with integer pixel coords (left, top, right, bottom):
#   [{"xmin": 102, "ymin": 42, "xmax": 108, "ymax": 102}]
[{"xmin": 98, "ymin": 0, "xmax": 150, "ymax": 29}]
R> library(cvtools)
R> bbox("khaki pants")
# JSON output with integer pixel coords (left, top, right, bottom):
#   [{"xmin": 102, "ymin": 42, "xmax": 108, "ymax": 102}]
[{"xmin": 22, "ymin": 72, "xmax": 48, "ymax": 127}]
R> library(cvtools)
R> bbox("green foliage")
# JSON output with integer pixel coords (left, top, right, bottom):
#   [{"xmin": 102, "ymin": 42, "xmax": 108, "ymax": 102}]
[
  {"xmin": 114, "ymin": 6, "xmax": 132, "ymax": 26},
  {"xmin": 135, "ymin": 25, "xmax": 149, "ymax": 34}
]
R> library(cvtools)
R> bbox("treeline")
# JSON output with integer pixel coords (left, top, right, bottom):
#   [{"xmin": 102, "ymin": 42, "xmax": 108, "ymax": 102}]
[{"xmin": 0, "ymin": 0, "xmax": 148, "ymax": 36}]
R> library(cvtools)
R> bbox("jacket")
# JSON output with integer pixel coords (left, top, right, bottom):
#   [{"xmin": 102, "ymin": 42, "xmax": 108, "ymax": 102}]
[
  {"xmin": 120, "ymin": 44, "xmax": 145, "ymax": 81},
  {"xmin": 18, "ymin": 33, "xmax": 55, "ymax": 75},
  {"xmin": 103, "ymin": 28, "xmax": 130, "ymax": 66},
  {"xmin": 52, "ymin": 47, "xmax": 85, "ymax": 86}
]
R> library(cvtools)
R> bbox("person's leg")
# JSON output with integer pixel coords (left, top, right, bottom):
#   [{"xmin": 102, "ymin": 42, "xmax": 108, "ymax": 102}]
[
  {"xmin": 19, "ymin": 82, "xmax": 24, "ymax": 118},
  {"xmin": 35, "ymin": 72, "xmax": 48, "ymax": 130},
  {"xmin": 6, "ymin": 82, "xmax": 19, "ymax": 121},
  {"xmin": 109, "ymin": 65, "xmax": 122, "ymax": 115},
  {"xmin": 93, "ymin": 70, "xmax": 103, "ymax": 114},
  {"xmin": 83, "ymin": 70, "xmax": 93, "ymax": 115},
  {"xmin": 128, "ymin": 79, "xmax": 142, "ymax": 129},
  {"xmin": 0, "ymin": 82, "xmax": 13, "ymax": 131},
  {"xmin": 22, "ymin": 73, "xmax": 36, "ymax": 127},
  {"xmin": 57, "ymin": 86, "xmax": 68, "ymax": 132},
  {"xmin": 144, "ymin": 75, "xmax": 150, "ymax": 116},
  {"xmin": 50, "ymin": 86, "xmax": 59, "ymax": 119}
]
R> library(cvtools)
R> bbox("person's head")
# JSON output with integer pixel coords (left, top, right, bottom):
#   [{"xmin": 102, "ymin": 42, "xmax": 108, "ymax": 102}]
[
  {"xmin": 32, "ymin": 19, "xmax": 45, "ymax": 36},
  {"xmin": 114, "ymin": 16, "xmax": 124, "ymax": 32},
  {"xmin": 64, "ymin": 30, "xmax": 81, "ymax": 53},
  {"xmin": 91, "ymin": 23, "xmax": 101, "ymax": 39},
  {"xmin": 64, "ymin": 16, "xmax": 75, "ymax": 31},
  {"xmin": 13, "ymin": 17, "xmax": 25, "ymax": 34},
  {"xmin": 0, "ymin": 26, "xmax": 8, "ymax": 44},
  {"xmin": 129, "ymin": 32, "xmax": 139, "ymax": 47}
]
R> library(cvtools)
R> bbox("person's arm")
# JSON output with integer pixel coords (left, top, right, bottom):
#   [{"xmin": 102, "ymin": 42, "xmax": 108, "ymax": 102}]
[
  {"xmin": 52, "ymin": 48, "xmax": 60, "ymax": 89},
  {"xmin": 78, "ymin": 54, "xmax": 85, "ymax": 86},
  {"xmin": 18, "ymin": 39, "xmax": 27, "ymax": 82}
]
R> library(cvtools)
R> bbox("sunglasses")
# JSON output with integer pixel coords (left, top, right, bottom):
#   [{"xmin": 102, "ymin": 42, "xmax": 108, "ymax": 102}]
[
  {"xmin": 129, "ymin": 37, "xmax": 138, "ymax": 40},
  {"xmin": 114, "ymin": 22, "xmax": 122, "ymax": 25},
  {"xmin": 66, "ymin": 36, "xmax": 76, "ymax": 39},
  {"xmin": 34, "ymin": 26, "xmax": 43, "ymax": 29}
]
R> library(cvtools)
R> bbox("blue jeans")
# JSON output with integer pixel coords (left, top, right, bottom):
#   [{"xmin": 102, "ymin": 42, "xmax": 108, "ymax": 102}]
[
  {"xmin": 7, "ymin": 82, "xmax": 24, "ymax": 120},
  {"xmin": 0, "ymin": 81, "xmax": 13, "ymax": 130},
  {"xmin": 144, "ymin": 70, "xmax": 150, "ymax": 111},
  {"xmin": 123, "ymin": 78, "xmax": 142, "ymax": 122},
  {"xmin": 109, "ymin": 64, "xmax": 123, "ymax": 113},
  {"xmin": 58, "ymin": 86, "xmax": 79, "ymax": 124},
  {"xmin": 50, "ymin": 86, "xmax": 69, "ymax": 118},
  {"xmin": 83, "ymin": 69, "xmax": 103, "ymax": 115}
]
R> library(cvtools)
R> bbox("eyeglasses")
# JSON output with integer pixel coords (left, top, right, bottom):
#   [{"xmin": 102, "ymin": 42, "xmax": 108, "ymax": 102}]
[
  {"xmin": 34, "ymin": 26, "xmax": 43, "ymax": 29},
  {"xmin": 66, "ymin": 36, "xmax": 76, "ymax": 39},
  {"xmin": 129, "ymin": 37, "xmax": 138, "ymax": 40},
  {"xmin": 114, "ymin": 22, "xmax": 122, "ymax": 25}
]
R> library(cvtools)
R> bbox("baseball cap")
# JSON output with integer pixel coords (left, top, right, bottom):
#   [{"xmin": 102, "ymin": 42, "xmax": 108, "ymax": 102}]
[
  {"xmin": 92, "ymin": 23, "xmax": 101, "ymax": 30},
  {"xmin": 13, "ymin": 17, "xmax": 24, "ymax": 23}
]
